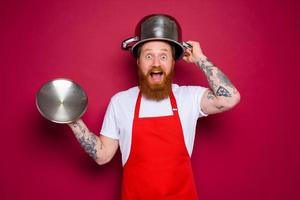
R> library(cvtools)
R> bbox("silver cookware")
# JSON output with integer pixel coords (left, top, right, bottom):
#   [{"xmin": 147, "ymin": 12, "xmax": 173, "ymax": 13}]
[
  {"xmin": 36, "ymin": 78, "xmax": 88, "ymax": 124},
  {"xmin": 122, "ymin": 14, "xmax": 189, "ymax": 60}
]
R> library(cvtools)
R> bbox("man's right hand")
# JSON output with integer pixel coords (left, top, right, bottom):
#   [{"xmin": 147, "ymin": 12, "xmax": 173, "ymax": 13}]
[{"xmin": 68, "ymin": 119, "xmax": 119, "ymax": 165}]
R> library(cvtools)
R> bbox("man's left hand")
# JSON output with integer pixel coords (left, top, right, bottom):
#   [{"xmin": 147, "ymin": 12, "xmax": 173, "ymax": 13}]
[{"xmin": 182, "ymin": 41, "xmax": 206, "ymax": 63}]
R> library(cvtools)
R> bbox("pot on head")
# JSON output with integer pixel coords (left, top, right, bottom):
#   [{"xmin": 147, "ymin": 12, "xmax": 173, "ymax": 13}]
[{"xmin": 122, "ymin": 14, "xmax": 190, "ymax": 60}]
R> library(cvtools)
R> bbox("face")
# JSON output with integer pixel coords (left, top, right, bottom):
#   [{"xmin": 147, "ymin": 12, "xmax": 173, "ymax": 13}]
[
  {"xmin": 137, "ymin": 41, "xmax": 175, "ymax": 86},
  {"xmin": 137, "ymin": 41, "xmax": 175, "ymax": 100}
]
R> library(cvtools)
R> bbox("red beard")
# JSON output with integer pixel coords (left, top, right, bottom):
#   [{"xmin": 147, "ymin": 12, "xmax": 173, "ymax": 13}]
[{"xmin": 138, "ymin": 66, "xmax": 174, "ymax": 101}]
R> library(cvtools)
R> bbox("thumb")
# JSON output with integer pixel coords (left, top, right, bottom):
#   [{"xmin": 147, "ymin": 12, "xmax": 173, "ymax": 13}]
[{"xmin": 182, "ymin": 56, "xmax": 188, "ymax": 62}]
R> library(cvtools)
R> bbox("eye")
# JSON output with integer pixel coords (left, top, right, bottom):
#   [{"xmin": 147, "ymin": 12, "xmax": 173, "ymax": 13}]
[
  {"xmin": 145, "ymin": 54, "xmax": 152, "ymax": 60},
  {"xmin": 160, "ymin": 54, "xmax": 168, "ymax": 61}
]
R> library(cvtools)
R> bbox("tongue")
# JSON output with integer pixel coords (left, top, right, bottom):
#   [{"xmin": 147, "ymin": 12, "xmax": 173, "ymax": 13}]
[{"xmin": 151, "ymin": 73, "xmax": 162, "ymax": 82}]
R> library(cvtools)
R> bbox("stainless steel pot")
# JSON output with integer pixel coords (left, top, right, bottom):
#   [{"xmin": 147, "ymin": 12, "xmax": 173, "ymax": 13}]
[
  {"xmin": 36, "ymin": 78, "xmax": 88, "ymax": 124},
  {"xmin": 122, "ymin": 14, "xmax": 190, "ymax": 60}
]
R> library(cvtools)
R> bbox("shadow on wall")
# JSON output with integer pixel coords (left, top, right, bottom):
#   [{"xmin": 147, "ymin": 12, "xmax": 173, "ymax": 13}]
[
  {"xmin": 195, "ymin": 110, "xmax": 241, "ymax": 147},
  {"xmin": 30, "ymin": 111, "xmax": 122, "ymax": 175}
]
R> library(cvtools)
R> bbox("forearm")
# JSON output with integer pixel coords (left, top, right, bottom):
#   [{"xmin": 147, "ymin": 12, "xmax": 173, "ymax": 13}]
[
  {"xmin": 68, "ymin": 119, "xmax": 103, "ymax": 161},
  {"xmin": 197, "ymin": 55, "xmax": 240, "ymax": 107}
]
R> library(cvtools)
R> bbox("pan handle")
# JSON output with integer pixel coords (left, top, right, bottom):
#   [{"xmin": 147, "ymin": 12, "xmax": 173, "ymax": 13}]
[
  {"xmin": 182, "ymin": 42, "xmax": 193, "ymax": 49},
  {"xmin": 121, "ymin": 36, "xmax": 139, "ymax": 50}
]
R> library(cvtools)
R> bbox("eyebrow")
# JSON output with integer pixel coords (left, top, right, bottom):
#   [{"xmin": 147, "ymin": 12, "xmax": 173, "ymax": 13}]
[{"xmin": 143, "ymin": 48, "xmax": 169, "ymax": 52}]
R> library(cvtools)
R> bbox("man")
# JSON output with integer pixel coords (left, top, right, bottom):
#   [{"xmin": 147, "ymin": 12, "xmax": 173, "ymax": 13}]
[{"xmin": 68, "ymin": 15, "xmax": 240, "ymax": 199}]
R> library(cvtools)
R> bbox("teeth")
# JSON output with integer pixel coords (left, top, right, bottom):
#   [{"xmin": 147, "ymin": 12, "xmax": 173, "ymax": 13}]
[
  {"xmin": 150, "ymin": 71, "xmax": 163, "ymax": 77},
  {"xmin": 151, "ymin": 71, "xmax": 162, "ymax": 74}
]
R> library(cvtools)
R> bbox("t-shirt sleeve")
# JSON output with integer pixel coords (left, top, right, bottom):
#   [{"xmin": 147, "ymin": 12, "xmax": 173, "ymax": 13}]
[
  {"xmin": 190, "ymin": 86, "xmax": 209, "ymax": 118},
  {"xmin": 198, "ymin": 87, "xmax": 209, "ymax": 117},
  {"xmin": 100, "ymin": 99, "xmax": 120, "ymax": 140}
]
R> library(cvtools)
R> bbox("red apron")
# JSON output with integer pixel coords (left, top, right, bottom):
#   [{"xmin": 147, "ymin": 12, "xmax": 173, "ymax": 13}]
[{"xmin": 121, "ymin": 91, "xmax": 198, "ymax": 200}]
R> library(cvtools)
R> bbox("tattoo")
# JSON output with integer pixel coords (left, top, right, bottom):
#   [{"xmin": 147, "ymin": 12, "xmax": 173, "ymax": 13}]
[
  {"xmin": 72, "ymin": 121, "xmax": 99, "ymax": 160},
  {"xmin": 72, "ymin": 122, "xmax": 86, "ymax": 134},
  {"xmin": 78, "ymin": 134, "xmax": 98, "ymax": 159},
  {"xmin": 216, "ymin": 86, "xmax": 232, "ymax": 97},
  {"xmin": 197, "ymin": 56, "xmax": 237, "ymax": 100},
  {"xmin": 208, "ymin": 78, "xmax": 218, "ymax": 91},
  {"xmin": 216, "ymin": 70, "xmax": 233, "ymax": 87},
  {"xmin": 207, "ymin": 91, "xmax": 216, "ymax": 100},
  {"xmin": 198, "ymin": 59, "xmax": 214, "ymax": 77},
  {"xmin": 198, "ymin": 58, "xmax": 218, "ymax": 91}
]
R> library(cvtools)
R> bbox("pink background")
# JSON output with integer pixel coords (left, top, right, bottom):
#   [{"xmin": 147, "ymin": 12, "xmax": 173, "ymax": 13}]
[{"xmin": 1, "ymin": 0, "xmax": 299, "ymax": 199}]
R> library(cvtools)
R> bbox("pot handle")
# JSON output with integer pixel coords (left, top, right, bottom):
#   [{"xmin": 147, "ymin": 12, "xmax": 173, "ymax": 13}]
[
  {"xmin": 121, "ymin": 36, "xmax": 139, "ymax": 50},
  {"xmin": 182, "ymin": 42, "xmax": 193, "ymax": 49}
]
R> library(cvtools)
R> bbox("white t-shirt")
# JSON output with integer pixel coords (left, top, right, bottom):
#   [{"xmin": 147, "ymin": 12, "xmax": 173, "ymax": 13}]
[{"xmin": 100, "ymin": 84, "xmax": 208, "ymax": 165}]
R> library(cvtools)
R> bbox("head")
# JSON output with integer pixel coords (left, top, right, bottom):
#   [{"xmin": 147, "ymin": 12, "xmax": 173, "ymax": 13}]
[{"xmin": 136, "ymin": 40, "xmax": 176, "ymax": 101}]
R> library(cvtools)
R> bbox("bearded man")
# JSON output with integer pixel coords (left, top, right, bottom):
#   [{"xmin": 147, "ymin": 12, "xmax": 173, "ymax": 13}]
[{"xmin": 68, "ymin": 14, "xmax": 240, "ymax": 200}]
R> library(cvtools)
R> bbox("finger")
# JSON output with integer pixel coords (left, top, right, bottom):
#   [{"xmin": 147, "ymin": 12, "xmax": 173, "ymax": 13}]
[
  {"xmin": 186, "ymin": 41, "xmax": 201, "ymax": 49},
  {"xmin": 186, "ymin": 41, "xmax": 197, "ymax": 45},
  {"xmin": 183, "ymin": 51, "xmax": 190, "ymax": 57},
  {"xmin": 185, "ymin": 48, "xmax": 192, "ymax": 54},
  {"xmin": 183, "ymin": 53, "xmax": 190, "ymax": 59}
]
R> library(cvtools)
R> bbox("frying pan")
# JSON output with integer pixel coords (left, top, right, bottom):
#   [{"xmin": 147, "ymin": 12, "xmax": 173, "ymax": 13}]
[{"xmin": 36, "ymin": 78, "xmax": 88, "ymax": 124}]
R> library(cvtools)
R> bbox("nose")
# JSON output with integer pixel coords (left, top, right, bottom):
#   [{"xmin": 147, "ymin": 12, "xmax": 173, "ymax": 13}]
[{"xmin": 152, "ymin": 56, "xmax": 161, "ymax": 67}]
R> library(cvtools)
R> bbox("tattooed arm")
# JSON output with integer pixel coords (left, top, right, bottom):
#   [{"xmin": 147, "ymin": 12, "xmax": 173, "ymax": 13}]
[
  {"xmin": 183, "ymin": 41, "xmax": 241, "ymax": 115},
  {"xmin": 68, "ymin": 119, "xmax": 119, "ymax": 165}
]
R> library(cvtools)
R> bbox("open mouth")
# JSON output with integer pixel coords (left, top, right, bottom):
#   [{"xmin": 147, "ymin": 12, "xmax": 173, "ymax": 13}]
[
  {"xmin": 150, "ymin": 71, "xmax": 163, "ymax": 77},
  {"xmin": 149, "ymin": 70, "xmax": 164, "ymax": 83}
]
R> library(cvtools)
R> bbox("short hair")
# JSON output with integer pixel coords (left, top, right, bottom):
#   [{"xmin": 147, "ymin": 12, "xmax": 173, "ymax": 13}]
[{"xmin": 136, "ymin": 41, "xmax": 176, "ymax": 60}]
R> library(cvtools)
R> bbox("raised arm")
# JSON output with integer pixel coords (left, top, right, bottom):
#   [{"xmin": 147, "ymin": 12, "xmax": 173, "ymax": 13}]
[
  {"xmin": 183, "ymin": 41, "xmax": 241, "ymax": 115},
  {"xmin": 68, "ymin": 119, "xmax": 119, "ymax": 165}
]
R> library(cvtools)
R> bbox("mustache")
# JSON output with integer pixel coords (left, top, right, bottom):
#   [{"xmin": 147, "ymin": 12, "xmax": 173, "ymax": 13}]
[
  {"xmin": 138, "ymin": 66, "xmax": 173, "ymax": 101},
  {"xmin": 146, "ymin": 66, "xmax": 165, "ymax": 76}
]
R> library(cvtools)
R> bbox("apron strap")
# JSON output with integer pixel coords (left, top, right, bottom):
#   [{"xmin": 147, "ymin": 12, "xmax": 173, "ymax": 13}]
[
  {"xmin": 134, "ymin": 91, "xmax": 178, "ymax": 118},
  {"xmin": 169, "ymin": 91, "xmax": 178, "ymax": 112},
  {"xmin": 134, "ymin": 91, "xmax": 142, "ymax": 118}
]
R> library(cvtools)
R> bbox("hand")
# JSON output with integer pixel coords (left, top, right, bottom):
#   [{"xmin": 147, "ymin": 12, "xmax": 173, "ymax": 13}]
[
  {"xmin": 182, "ymin": 41, "xmax": 206, "ymax": 63},
  {"xmin": 67, "ymin": 119, "xmax": 82, "ymax": 129}
]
